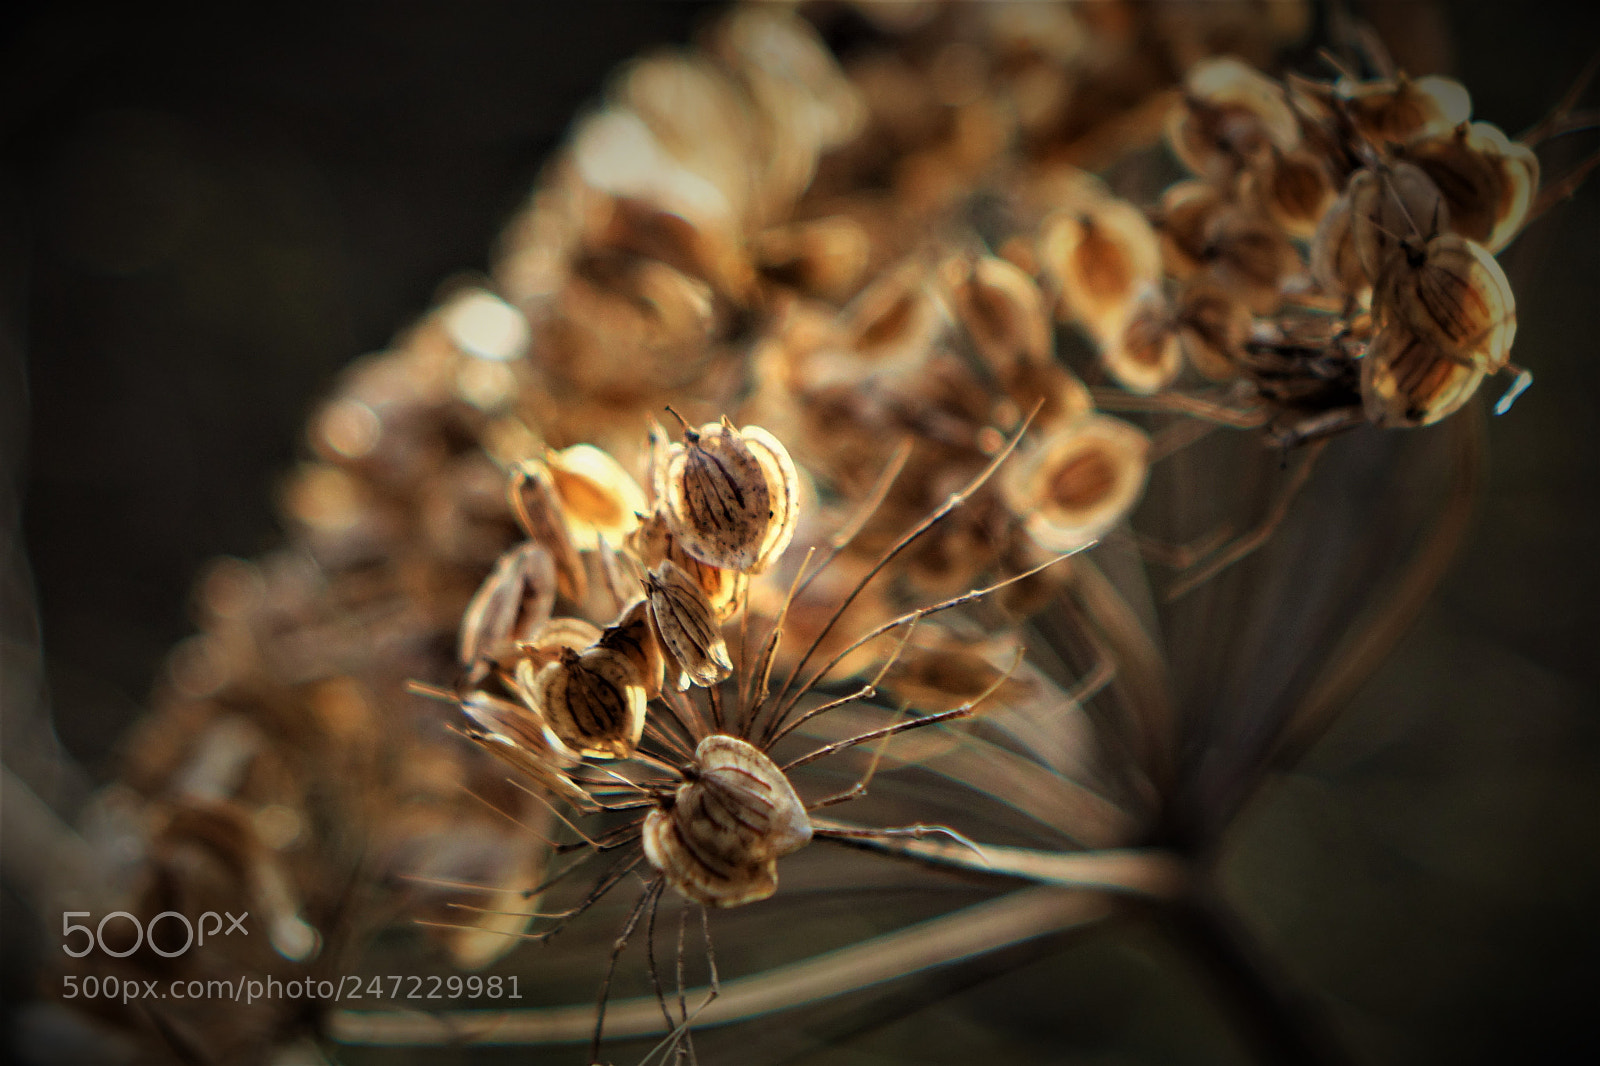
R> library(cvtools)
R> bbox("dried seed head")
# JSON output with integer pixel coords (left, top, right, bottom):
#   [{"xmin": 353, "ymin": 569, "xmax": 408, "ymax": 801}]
[
  {"xmin": 535, "ymin": 444, "xmax": 647, "ymax": 551},
  {"xmin": 1102, "ymin": 284, "xmax": 1183, "ymax": 395},
  {"xmin": 1041, "ymin": 198, "xmax": 1162, "ymax": 341},
  {"xmin": 1361, "ymin": 324, "xmax": 1486, "ymax": 428},
  {"xmin": 646, "ymin": 560, "xmax": 733, "ymax": 689},
  {"xmin": 1339, "ymin": 73, "xmax": 1472, "ymax": 147},
  {"xmin": 1003, "ymin": 414, "xmax": 1150, "ymax": 552},
  {"xmin": 458, "ymin": 542, "xmax": 557, "ymax": 669},
  {"xmin": 1374, "ymin": 231, "xmax": 1516, "ymax": 371},
  {"xmin": 837, "ymin": 260, "xmax": 949, "ymax": 373},
  {"xmin": 508, "ymin": 461, "xmax": 588, "ymax": 602},
  {"xmin": 1167, "ymin": 56, "xmax": 1300, "ymax": 180},
  {"xmin": 642, "ymin": 734, "xmax": 811, "ymax": 908},
  {"xmin": 1348, "ymin": 162, "xmax": 1450, "ymax": 283},
  {"xmin": 662, "ymin": 417, "xmax": 800, "ymax": 574},
  {"xmin": 1401, "ymin": 121, "xmax": 1538, "ymax": 253},
  {"xmin": 941, "ymin": 253, "xmax": 1053, "ymax": 375},
  {"xmin": 596, "ymin": 597, "xmax": 666, "ymax": 700},
  {"xmin": 754, "ymin": 215, "xmax": 872, "ymax": 300},
  {"xmin": 1176, "ymin": 278, "xmax": 1252, "ymax": 381},
  {"xmin": 524, "ymin": 645, "xmax": 646, "ymax": 759}
]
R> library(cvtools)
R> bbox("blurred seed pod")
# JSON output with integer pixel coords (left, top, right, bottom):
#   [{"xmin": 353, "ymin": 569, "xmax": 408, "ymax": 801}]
[
  {"xmin": 1360, "ymin": 323, "xmax": 1486, "ymax": 428},
  {"xmin": 1401, "ymin": 121, "xmax": 1539, "ymax": 253},
  {"xmin": 1338, "ymin": 72, "xmax": 1472, "ymax": 147},
  {"xmin": 642, "ymin": 734, "xmax": 812, "ymax": 907},
  {"xmin": 837, "ymin": 259, "xmax": 950, "ymax": 376},
  {"xmin": 521, "ymin": 645, "xmax": 646, "ymax": 759},
  {"xmin": 1199, "ymin": 203, "xmax": 1302, "ymax": 313},
  {"xmin": 1003, "ymin": 413, "xmax": 1150, "ymax": 552},
  {"xmin": 753, "ymin": 214, "xmax": 872, "ymax": 301},
  {"xmin": 941, "ymin": 253, "xmax": 1053, "ymax": 375},
  {"xmin": 645, "ymin": 559, "xmax": 733, "ymax": 688},
  {"xmin": 1102, "ymin": 283, "xmax": 1183, "ymax": 394},
  {"xmin": 457, "ymin": 689, "xmax": 584, "ymax": 805},
  {"xmin": 1349, "ymin": 161, "xmax": 1450, "ymax": 282},
  {"xmin": 596, "ymin": 597, "xmax": 667, "ymax": 700},
  {"xmin": 1167, "ymin": 56, "xmax": 1300, "ymax": 181},
  {"xmin": 1374, "ymin": 231, "xmax": 1517, "ymax": 371},
  {"xmin": 1250, "ymin": 146, "xmax": 1337, "ymax": 239},
  {"xmin": 1041, "ymin": 197, "xmax": 1162, "ymax": 341},
  {"xmin": 1155, "ymin": 179, "xmax": 1227, "ymax": 280},
  {"xmin": 1176, "ymin": 277, "xmax": 1252, "ymax": 381},
  {"xmin": 996, "ymin": 354, "xmax": 1095, "ymax": 434},
  {"xmin": 1310, "ymin": 188, "xmax": 1371, "ymax": 303},
  {"xmin": 457, "ymin": 542, "xmax": 558, "ymax": 669},
  {"xmin": 508, "ymin": 459, "xmax": 588, "ymax": 602},
  {"xmin": 662, "ymin": 418, "xmax": 800, "ymax": 574}
]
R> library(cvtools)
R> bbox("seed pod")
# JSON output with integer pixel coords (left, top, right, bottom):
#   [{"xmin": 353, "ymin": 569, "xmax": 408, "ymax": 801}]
[
  {"xmin": 1155, "ymin": 180, "xmax": 1226, "ymax": 280},
  {"xmin": 1349, "ymin": 162, "xmax": 1450, "ymax": 283},
  {"xmin": 646, "ymin": 560, "xmax": 732, "ymax": 688},
  {"xmin": 523, "ymin": 645, "xmax": 646, "ymax": 759},
  {"xmin": 458, "ymin": 542, "xmax": 557, "ymax": 668},
  {"xmin": 1251, "ymin": 147, "xmax": 1336, "ymax": 239},
  {"xmin": 1199, "ymin": 204, "xmax": 1301, "ymax": 314},
  {"xmin": 642, "ymin": 734, "xmax": 812, "ymax": 908},
  {"xmin": 1003, "ymin": 414, "xmax": 1150, "ymax": 552},
  {"xmin": 514, "ymin": 616, "xmax": 603, "ymax": 673},
  {"xmin": 753, "ymin": 215, "xmax": 871, "ymax": 300},
  {"xmin": 1361, "ymin": 324, "xmax": 1485, "ymax": 428},
  {"xmin": 662, "ymin": 418, "xmax": 800, "ymax": 573},
  {"xmin": 508, "ymin": 461, "xmax": 587, "ymax": 602},
  {"xmin": 1402, "ymin": 121, "xmax": 1538, "ymax": 253},
  {"xmin": 597, "ymin": 597, "xmax": 666, "ymax": 699},
  {"xmin": 1040, "ymin": 198, "xmax": 1162, "ymax": 341},
  {"xmin": 1310, "ymin": 189, "xmax": 1370, "ymax": 304},
  {"xmin": 1167, "ymin": 56, "xmax": 1300, "ymax": 180},
  {"xmin": 941, "ymin": 254, "xmax": 1052, "ymax": 374},
  {"xmin": 1374, "ymin": 232, "xmax": 1516, "ymax": 371},
  {"xmin": 457, "ymin": 690, "xmax": 585, "ymax": 805},
  {"xmin": 1339, "ymin": 73, "xmax": 1471, "ymax": 147},
  {"xmin": 1176, "ymin": 278, "xmax": 1251, "ymax": 381},
  {"xmin": 1102, "ymin": 284, "xmax": 1182, "ymax": 395},
  {"xmin": 535, "ymin": 444, "xmax": 648, "ymax": 551},
  {"xmin": 837, "ymin": 260, "xmax": 948, "ymax": 374},
  {"xmin": 626, "ymin": 509, "xmax": 739, "ymax": 621}
]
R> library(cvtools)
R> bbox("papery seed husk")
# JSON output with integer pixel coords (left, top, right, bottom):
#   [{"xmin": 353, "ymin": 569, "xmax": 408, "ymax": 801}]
[
  {"xmin": 1361, "ymin": 324, "xmax": 1486, "ymax": 428},
  {"xmin": 838, "ymin": 260, "xmax": 948, "ymax": 372},
  {"xmin": 646, "ymin": 560, "xmax": 733, "ymax": 687},
  {"xmin": 597, "ymin": 597, "xmax": 666, "ymax": 699},
  {"xmin": 1253, "ymin": 147, "xmax": 1336, "ymax": 239},
  {"xmin": 1102, "ymin": 284, "xmax": 1182, "ymax": 395},
  {"xmin": 738, "ymin": 423, "xmax": 801, "ymax": 573},
  {"xmin": 664, "ymin": 419, "xmax": 772, "ymax": 572},
  {"xmin": 1041, "ymin": 199, "xmax": 1162, "ymax": 339},
  {"xmin": 1004, "ymin": 414, "xmax": 1151, "ymax": 553},
  {"xmin": 1199, "ymin": 203, "xmax": 1300, "ymax": 314},
  {"xmin": 1375, "ymin": 232, "xmax": 1516, "ymax": 371},
  {"xmin": 626, "ymin": 508, "xmax": 740, "ymax": 621},
  {"xmin": 941, "ymin": 254, "xmax": 1053, "ymax": 375},
  {"xmin": 537, "ymin": 444, "xmax": 647, "ymax": 551},
  {"xmin": 1167, "ymin": 57, "xmax": 1300, "ymax": 180},
  {"xmin": 458, "ymin": 690, "xmax": 585, "ymax": 803},
  {"xmin": 643, "ymin": 810, "xmax": 778, "ymax": 908},
  {"xmin": 508, "ymin": 462, "xmax": 588, "ymax": 602},
  {"xmin": 1176, "ymin": 278, "xmax": 1251, "ymax": 381},
  {"xmin": 514, "ymin": 616, "xmax": 603, "ymax": 673},
  {"xmin": 1310, "ymin": 189, "xmax": 1370, "ymax": 304},
  {"xmin": 754, "ymin": 215, "xmax": 871, "ymax": 300},
  {"xmin": 997, "ymin": 357, "xmax": 1094, "ymax": 433},
  {"xmin": 1339, "ymin": 73, "xmax": 1472, "ymax": 146},
  {"xmin": 457, "ymin": 542, "xmax": 557, "ymax": 668},
  {"xmin": 529, "ymin": 645, "xmax": 646, "ymax": 759},
  {"xmin": 1155, "ymin": 180, "xmax": 1226, "ymax": 280},
  {"xmin": 1349, "ymin": 162, "xmax": 1450, "ymax": 284},
  {"xmin": 1403, "ymin": 121, "xmax": 1538, "ymax": 254}
]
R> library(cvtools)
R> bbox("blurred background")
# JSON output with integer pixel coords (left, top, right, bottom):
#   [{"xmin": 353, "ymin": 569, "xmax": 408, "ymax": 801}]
[{"xmin": 3, "ymin": 1, "xmax": 1596, "ymax": 1062}]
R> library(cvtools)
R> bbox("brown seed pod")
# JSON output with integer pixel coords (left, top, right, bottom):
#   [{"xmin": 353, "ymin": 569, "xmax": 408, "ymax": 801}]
[
  {"xmin": 1251, "ymin": 147, "xmax": 1336, "ymax": 239},
  {"xmin": 941, "ymin": 253, "xmax": 1053, "ymax": 375},
  {"xmin": 1402, "ymin": 121, "xmax": 1538, "ymax": 253},
  {"xmin": 1102, "ymin": 284, "xmax": 1183, "ymax": 395},
  {"xmin": 1199, "ymin": 203, "xmax": 1301, "ymax": 314},
  {"xmin": 1348, "ymin": 162, "xmax": 1450, "ymax": 284},
  {"xmin": 1338, "ymin": 73, "xmax": 1471, "ymax": 147},
  {"xmin": 1361, "ymin": 323, "xmax": 1486, "ymax": 428},
  {"xmin": 457, "ymin": 542, "xmax": 557, "ymax": 669},
  {"xmin": 535, "ymin": 444, "xmax": 648, "ymax": 551},
  {"xmin": 1002, "ymin": 414, "xmax": 1150, "ymax": 552},
  {"xmin": 626, "ymin": 508, "xmax": 740, "ymax": 622},
  {"xmin": 514, "ymin": 616, "xmax": 604, "ymax": 673},
  {"xmin": 1040, "ymin": 198, "xmax": 1162, "ymax": 341},
  {"xmin": 662, "ymin": 417, "xmax": 800, "ymax": 574},
  {"xmin": 1310, "ymin": 189, "xmax": 1371, "ymax": 304},
  {"xmin": 642, "ymin": 734, "xmax": 812, "ymax": 908},
  {"xmin": 1154, "ymin": 180, "xmax": 1227, "ymax": 280},
  {"xmin": 508, "ymin": 461, "xmax": 588, "ymax": 602},
  {"xmin": 645, "ymin": 560, "xmax": 733, "ymax": 689},
  {"xmin": 1167, "ymin": 56, "xmax": 1300, "ymax": 180},
  {"xmin": 1176, "ymin": 278, "xmax": 1252, "ymax": 381},
  {"xmin": 596, "ymin": 597, "xmax": 666, "ymax": 700},
  {"xmin": 521, "ymin": 645, "xmax": 646, "ymax": 760},
  {"xmin": 753, "ymin": 215, "xmax": 872, "ymax": 300},
  {"xmin": 1374, "ymin": 232, "xmax": 1516, "ymax": 372},
  {"xmin": 456, "ymin": 690, "xmax": 584, "ymax": 805},
  {"xmin": 837, "ymin": 259, "xmax": 949, "ymax": 374}
]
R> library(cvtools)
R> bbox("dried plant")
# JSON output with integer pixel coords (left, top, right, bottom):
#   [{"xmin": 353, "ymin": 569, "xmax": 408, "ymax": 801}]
[{"xmin": 6, "ymin": 3, "xmax": 1598, "ymax": 1065}]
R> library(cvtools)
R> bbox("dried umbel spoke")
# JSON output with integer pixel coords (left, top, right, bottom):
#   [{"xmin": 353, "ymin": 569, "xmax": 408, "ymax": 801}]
[{"xmin": 642, "ymin": 735, "xmax": 812, "ymax": 908}]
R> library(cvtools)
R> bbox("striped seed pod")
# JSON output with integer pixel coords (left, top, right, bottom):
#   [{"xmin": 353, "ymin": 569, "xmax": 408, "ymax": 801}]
[
  {"xmin": 661, "ymin": 417, "xmax": 800, "ymax": 574},
  {"xmin": 645, "ymin": 560, "xmax": 733, "ymax": 688},
  {"xmin": 520, "ymin": 645, "xmax": 646, "ymax": 759}
]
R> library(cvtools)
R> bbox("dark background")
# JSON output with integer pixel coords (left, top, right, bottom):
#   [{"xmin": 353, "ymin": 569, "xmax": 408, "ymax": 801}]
[{"xmin": 4, "ymin": 2, "xmax": 1598, "ymax": 1063}]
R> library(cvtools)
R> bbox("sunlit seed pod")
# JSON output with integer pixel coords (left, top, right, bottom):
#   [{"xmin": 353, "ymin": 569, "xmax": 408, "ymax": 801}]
[
  {"xmin": 1402, "ymin": 121, "xmax": 1539, "ymax": 253},
  {"xmin": 1167, "ymin": 56, "xmax": 1300, "ymax": 180},
  {"xmin": 1374, "ymin": 232, "xmax": 1516, "ymax": 371},
  {"xmin": 1040, "ymin": 198, "xmax": 1162, "ymax": 340},
  {"xmin": 1361, "ymin": 323, "xmax": 1486, "ymax": 428},
  {"xmin": 532, "ymin": 444, "xmax": 647, "ymax": 552},
  {"xmin": 1310, "ymin": 189, "xmax": 1371, "ymax": 304},
  {"xmin": 1251, "ymin": 146, "xmax": 1336, "ymax": 239},
  {"xmin": 837, "ymin": 259, "xmax": 949, "ymax": 373},
  {"xmin": 457, "ymin": 542, "xmax": 558, "ymax": 668},
  {"xmin": 1176, "ymin": 278, "xmax": 1252, "ymax": 381},
  {"xmin": 1155, "ymin": 180, "xmax": 1227, "ymax": 280},
  {"xmin": 941, "ymin": 254, "xmax": 1052, "ymax": 375},
  {"xmin": 513, "ymin": 616, "xmax": 603, "ymax": 674},
  {"xmin": 1199, "ymin": 203, "xmax": 1302, "ymax": 314},
  {"xmin": 596, "ymin": 597, "xmax": 666, "ymax": 700},
  {"xmin": 1338, "ymin": 73, "xmax": 1471, "ymax": 147},
  {"xmin": 645, "ymin": 560, "xmax": 733, "ymax": 689},
  {"xmin": 1003, "ymin": 414, "xmax": 1151, "ymax": 552},
  {"xmin": 663, "ymin": 418, "xmax": 799, "ymax": 574},
  {"xmin": 753, "ymin": 215, "xmax": 871, "ymax": 301},
  {"xmin": 526, "ymin": 645, "xmax": 646, "ymax": 760},
  {"xmin": 1349, "ymin": 162, "xmax": 1450, "ymax": 283},
  {"xmin": 457, "ymin": 690, "xmax": 583, "ymax": 801},
  {"xmin": 1102, "ymin": 284, "xmax": 1183, "ymax": 395},
  {"xmin": 642, "ymin": 734, "xmax": 812, "ymax": 908},
  {"xmin": 626, "ymin": 509, "xmax": 739, "ymax": 622},
  {"xmin": 508, "ymin": 461, "xmax": 587, "ymax": 603}
]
